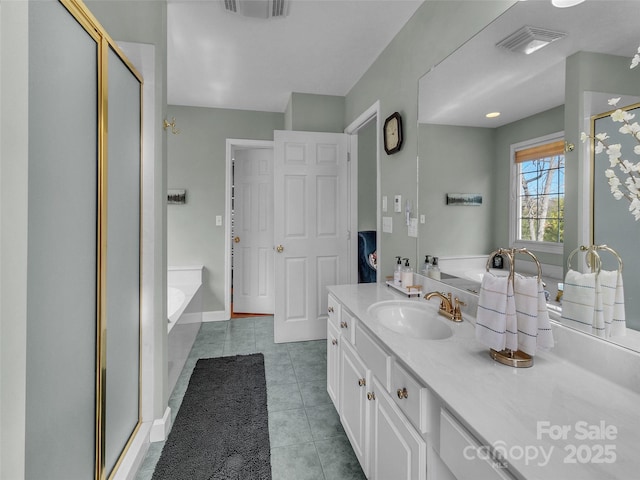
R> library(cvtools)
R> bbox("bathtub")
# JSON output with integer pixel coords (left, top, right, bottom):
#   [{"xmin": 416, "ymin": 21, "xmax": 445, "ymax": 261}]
[{"xmin": 167, "ymin": 266, "xmax": 203, "ymax": 394}]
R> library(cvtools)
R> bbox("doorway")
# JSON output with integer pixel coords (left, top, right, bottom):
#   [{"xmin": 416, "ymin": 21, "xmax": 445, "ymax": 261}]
[{"xmin": 227, "ymin": 140, "xmax": 275, "ymax": 317}]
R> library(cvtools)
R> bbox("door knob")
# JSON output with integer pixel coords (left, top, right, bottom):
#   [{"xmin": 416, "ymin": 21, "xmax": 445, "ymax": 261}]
[
  {"xmin": 276, "ymin": 245, "xmax": 284, "ymax": 253},
  {"xmin": 234, "ymin": 236, "xmax": 240, "ymax": 243},
  {"xmin": 397, "ymin": 387, "xmax": 408, "ymax": 399}
]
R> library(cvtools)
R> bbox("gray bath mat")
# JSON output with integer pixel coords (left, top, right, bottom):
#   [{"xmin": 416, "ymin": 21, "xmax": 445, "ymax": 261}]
[{"xmin": 152, "ymin": 354, "xmax": 271, "ymax": 480}]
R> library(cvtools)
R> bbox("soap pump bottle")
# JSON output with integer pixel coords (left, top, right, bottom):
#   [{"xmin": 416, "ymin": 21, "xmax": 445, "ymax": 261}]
[
  {"xmin": 429, "ymin": 256, "xmax": 441, "ymax": 280},
  {"xmin": 421, "ymin": 255, "xmax": 431, "ymax": 276},
  {"xmin": 401, "ymin": 258, "xmax": 413, "ymax": 288},
  {"xmin": 393, "ymin": 256, "xmax": 402, "ymax": 286}
]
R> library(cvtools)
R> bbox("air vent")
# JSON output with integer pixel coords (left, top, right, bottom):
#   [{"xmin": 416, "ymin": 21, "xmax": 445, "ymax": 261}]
[
  {"xmin": 496, "ymin": 26, "xmax": 566, "ymax": 55},
  {"xmin": 223, "ymin": 0, "xmax": 289, "ymax": 19}
]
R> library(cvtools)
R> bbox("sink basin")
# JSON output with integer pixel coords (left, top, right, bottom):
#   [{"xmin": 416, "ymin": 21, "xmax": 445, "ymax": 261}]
[{"xmin": 367, "ymin": 300, "xmax": 453, "ymax": 340}]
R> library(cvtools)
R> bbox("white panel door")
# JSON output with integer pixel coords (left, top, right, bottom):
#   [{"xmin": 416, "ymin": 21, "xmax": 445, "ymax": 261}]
[
  {"xmin": 273, "ymin": 130, "xmax": 350, "ymax": 342},
  {"xmin": 233, "ymin": 147, "xmax": 275, "ymax": 313}
]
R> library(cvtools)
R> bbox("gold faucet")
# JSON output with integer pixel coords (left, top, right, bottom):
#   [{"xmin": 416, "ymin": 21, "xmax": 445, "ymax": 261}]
[{"xmin": 424, "ymin": 291, "xmax": 465, "ymax": 322}]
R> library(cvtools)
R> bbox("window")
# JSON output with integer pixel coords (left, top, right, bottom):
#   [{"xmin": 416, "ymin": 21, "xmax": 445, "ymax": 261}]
[{"xmin": 510, "ymin": 133, "xmax": 565, "ymax": 254}]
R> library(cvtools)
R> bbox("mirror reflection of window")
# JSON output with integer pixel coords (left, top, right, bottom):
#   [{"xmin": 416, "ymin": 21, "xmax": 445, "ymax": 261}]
[{"xmin": 510, "ymin": 134, "xmax": 565, "ymax": 254}]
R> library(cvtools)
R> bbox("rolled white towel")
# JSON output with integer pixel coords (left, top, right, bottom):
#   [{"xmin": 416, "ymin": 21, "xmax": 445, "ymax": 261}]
[
  {"xmin": 561, "ymin": 270, "xmax": 597, "ymax": 335},
  {"xmin": 476, "ymin": 273, "xmax": 510, "ymax": 351}
]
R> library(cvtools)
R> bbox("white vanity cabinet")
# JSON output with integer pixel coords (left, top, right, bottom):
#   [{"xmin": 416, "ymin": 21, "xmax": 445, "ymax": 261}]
[
  {"xmin": 368, "ymin": 375, "xmax": 427, "ymax": 480},
  {"xmin": 328, "ymin": 294, "xmax": 428, "ymax": 480}
]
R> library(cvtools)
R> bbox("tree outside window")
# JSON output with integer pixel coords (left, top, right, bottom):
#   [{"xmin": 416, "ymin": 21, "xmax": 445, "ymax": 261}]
[{"xmin": 515, "ymin": 139, "xmax": 565, "ymax": 245}]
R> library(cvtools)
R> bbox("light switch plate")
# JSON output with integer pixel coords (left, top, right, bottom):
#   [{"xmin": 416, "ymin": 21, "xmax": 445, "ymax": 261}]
[
  {"xmin": 382, "ymin": 216, "xmax": 393, "ymax": 233},
  {"xmin": 394, "ymin": 195, "xmax": 402, "ymax": 212},
  {"xmin": 215, "ymin": 215, "xmax": 222, "ymax": 226},
  {"xmin": 408, "ymin": 218, "xmax": 418, "ymax": 237},
  {"xmin": 382, "ymin": 195, "xmax": 388, "ymax": 212},
  {"xmin": 420, "ymin": 214, "xmax": 426, "ymax": 224}
]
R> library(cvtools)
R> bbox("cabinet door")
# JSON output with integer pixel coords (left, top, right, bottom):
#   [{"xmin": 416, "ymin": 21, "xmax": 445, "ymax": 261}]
[
  {"xmin": 369, "ymin": 377, "xmax": 427, "ymax": 480},
  {"xmin": 340, "ymin": 340, "xmax": 369, "ymax": 475},
  {"xmin": 327, "ymin": 320, "xmax": 341, "ymax": 410}
]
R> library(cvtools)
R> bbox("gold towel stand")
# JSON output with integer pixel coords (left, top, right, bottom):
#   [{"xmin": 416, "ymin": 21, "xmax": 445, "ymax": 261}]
[
  {"xmin": 567, "ymin": 244, "xmax": 623, "ymax": 275},
  {"xmin": 485, "ymin": 247, "xmax": 543, "ymax": 368}
]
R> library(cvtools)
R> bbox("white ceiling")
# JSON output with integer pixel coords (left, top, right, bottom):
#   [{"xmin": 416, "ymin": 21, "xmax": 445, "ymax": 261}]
[
  {"xmin": 168, "ymin": 0, "xmax": 424, "ymax": 112},
  {"xmin": 418, "ymin": 0, "xmax": 640, "ymax": 128}
]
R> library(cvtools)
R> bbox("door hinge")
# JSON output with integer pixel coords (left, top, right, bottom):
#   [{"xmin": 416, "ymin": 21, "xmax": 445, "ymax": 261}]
[
  {"xmin": 347, "ymin": 230, "xmax": 351, "ymax": 240},
  {"xmin": 347, "ymin": 152, "xmax": 351, "ymax": 162}
]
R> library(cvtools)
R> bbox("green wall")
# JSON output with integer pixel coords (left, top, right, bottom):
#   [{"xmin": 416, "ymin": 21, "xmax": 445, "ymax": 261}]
[
  {"xmin": 358, "ymin": 119, "xmax": 377, "ymax": 231},
  {"xmin": 494, "ymin": 105, "xmax": 565, "ymax": 267},
  {"xmin": 345, "ymin": 0, "xmax": 516, "ymax": 276},
  {"xmin": 166, "ymin": 105, "xmax": 283, "ymax": 312}
]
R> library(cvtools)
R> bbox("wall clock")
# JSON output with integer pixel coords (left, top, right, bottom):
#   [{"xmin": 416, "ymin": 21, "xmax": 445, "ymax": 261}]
[{"xmin": 383, "ymin": 112, "xmax": 403, "ymax": 155}]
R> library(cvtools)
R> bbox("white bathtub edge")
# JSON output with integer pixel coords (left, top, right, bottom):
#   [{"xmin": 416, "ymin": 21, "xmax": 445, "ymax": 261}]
[{"xmin": 203, "ymin": 310, "xmax": 228, "ymax": 322}]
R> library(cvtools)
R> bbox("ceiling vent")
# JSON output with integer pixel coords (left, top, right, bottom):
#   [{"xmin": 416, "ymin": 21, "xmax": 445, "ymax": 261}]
[
  {"xmin": 496, "ymin": 26, "xmax": 567, "ymax": 55},
  {"xmin": 223, "ymin": 0, "xmax": 289, "ymax": 19}
]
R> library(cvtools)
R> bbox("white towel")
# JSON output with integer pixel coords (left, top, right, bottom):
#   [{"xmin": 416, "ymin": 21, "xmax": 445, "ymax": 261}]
[
  {"xmin": 514, "ymin": 275, "xmax": 539, "ymax": 355},
  {"xmin": 476, "ymin": 273, "xmax": 510, "ymax": 351},
  {"xmin": 505, "ymin": 280, "xmax": 518, "ymax": 351},
  {"xmin": 536, "ymin": 281, "xmax": 555, "ymax": 351},
  {"xmin": 599, "ymin": 270, "xmax": 626, "ymax": 338},
  {"xmin": 593, "ymin": 276, "xmax": 606, "ymax": 338},
  {"xmin": 561, "ymin": 270, "xmax": 597, "ymax": 335}
]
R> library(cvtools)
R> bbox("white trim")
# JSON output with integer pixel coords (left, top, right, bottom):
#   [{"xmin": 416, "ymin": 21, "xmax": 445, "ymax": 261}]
[
  {"xmin": 224, "ymin": 139, "xmax": 274, "ymax": 320},
  {"xmin": 202, "ymin": 311, "xmax": 234, "ymax": 322},
  {"xmin": 509, "ymin": 131, "xmax": 565, "ymax": 255},
  {"xmin": 111, "ymin": 422, "xmax": 151, "ymax": 480},
  {"xmin": 149, "ymin": 407, "xmax": 172, "ymax": 443},
  {"xmin": 345, "ymin": 101, "xmax": 381, "ymax": 283}
]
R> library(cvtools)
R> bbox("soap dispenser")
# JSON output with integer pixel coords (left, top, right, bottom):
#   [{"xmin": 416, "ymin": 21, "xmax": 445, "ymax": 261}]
[
  {"xmin": 401, "ymin": 258, "xmax": 413, "ymax": 287},
  {"xmin": 429, "ymin": 256, "xmax": 441, "ymax": 280},
  {"xmin": 421, "ymin": 255, "xmax": 431, "ymax": 276},
  {"xmin": 393, "ymin": 256, "xmax": 402, "ymax": 286}
]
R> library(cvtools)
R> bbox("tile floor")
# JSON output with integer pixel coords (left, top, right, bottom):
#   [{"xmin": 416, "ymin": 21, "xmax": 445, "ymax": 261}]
[{"xmin": 135, "ymin": 316, "xmax": 366, "ymax": 480}]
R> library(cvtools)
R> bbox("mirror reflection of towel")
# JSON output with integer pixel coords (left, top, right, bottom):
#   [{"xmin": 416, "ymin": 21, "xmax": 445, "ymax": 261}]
[
  {"xmin": 599, "ymin": 270, "xmax": 626, "ymax": 338},
  {"xmin": 561, "ymin": 270, "xmax": 598, "ymax": 335}
]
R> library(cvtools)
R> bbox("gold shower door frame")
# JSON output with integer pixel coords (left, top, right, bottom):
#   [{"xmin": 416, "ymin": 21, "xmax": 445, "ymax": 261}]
[{"xmin": 59, "ymin": 1, "xmax": 144, "ymax": 479}]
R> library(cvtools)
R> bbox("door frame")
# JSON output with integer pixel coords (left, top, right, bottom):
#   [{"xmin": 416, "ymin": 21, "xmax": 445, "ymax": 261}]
[
  {"xmin": 344, "ymin": 101, "xmax": 381, "ymax": 283},
  {"xmin": 224, "ymin": 139, "xmax": 274, "ymax": 319}
]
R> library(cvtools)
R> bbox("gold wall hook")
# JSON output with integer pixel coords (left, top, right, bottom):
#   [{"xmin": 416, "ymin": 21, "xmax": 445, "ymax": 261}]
[
  {"xmin": 163, "ymin": 117, "xmax": 180, "ymax": 134},
  {"xmin": 564, "ymin": 141, "xmax": 575, "ymax": 152}
]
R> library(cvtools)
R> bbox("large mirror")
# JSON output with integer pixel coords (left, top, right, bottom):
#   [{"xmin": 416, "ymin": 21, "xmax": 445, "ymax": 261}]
[{"xmin": 417, "ymin": 0, "xmax": 640, "ymax": 349}]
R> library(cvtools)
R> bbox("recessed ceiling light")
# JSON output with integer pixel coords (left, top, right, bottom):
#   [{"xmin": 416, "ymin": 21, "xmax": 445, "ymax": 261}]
[
  {"xmin": 552, "ymin": 0, "xmax": 585, "ymax": 8},
  {"xmin": 486, "ymin": 112, "xmax": 501, "ymax": 118}
]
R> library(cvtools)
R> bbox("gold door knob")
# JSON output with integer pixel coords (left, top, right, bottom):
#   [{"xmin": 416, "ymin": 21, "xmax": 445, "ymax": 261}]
[
  {"xmin": 276, "ymin": 245, "xmax": 284, "ymax": 253},
  {"xmin": 234, "ymin": 236, "xmax": 240, "ymax": 243},
  {"xmin": 340, "ymin": 321, "xmax": 348, "ymax": 329},
  {"xmin": 367, "ymin": 392, "xmax": 376, "ymax": 401},
  {"xmin": 397, "ymin": 387, "xmax": 408, "ymax": 399},
  {"xmin": 331, "ymin": 339, "xmax": 338, "ymax": 346},
  {"xmin": 358, "ymin": 378, "xmax": 366, "ymax": 387}
]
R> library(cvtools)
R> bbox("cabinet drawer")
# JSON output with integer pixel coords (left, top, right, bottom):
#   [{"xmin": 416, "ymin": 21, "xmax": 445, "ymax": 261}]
[
  {"xmin": 327, "ymin": 294, "xmax": 341, "ymax": 330},
  {"xmin": 440, "ymin": 409, "xmax": 514, "ymax": 480},
  {"xmin": 340, "ymin": 307, "xmax": 357, "ymax": 344},
  {"xmin": 391, "ymin": 362, "xmax": 428, "ymax": 434},
  {"xmin": 355, "ymin": 323, "xmax": 390, "ymax": 390}
]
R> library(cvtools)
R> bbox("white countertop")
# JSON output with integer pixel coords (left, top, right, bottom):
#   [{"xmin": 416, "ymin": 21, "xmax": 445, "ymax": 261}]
[{"xmin": 327, "ymin": 283, "xmax": 640, "ymax": 480}]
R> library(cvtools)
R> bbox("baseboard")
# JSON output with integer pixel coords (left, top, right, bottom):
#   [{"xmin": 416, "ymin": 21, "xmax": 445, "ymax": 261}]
[
  {"xmin": 111, "ymin": 421, "xmax": 151, "ymax": 480},
  {"xmin": 203, "ymin": 310, "xmax": 229, "ymax": 322},
  {"xmin": 150, "ymin": 406, "xmax": 172, "ymax": 443}
]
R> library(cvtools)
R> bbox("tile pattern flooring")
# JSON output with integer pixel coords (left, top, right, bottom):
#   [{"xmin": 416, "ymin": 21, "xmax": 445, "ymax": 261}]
[{"xmin": 135, "ymin": 316, "xmax": 366, "ymax": 480}]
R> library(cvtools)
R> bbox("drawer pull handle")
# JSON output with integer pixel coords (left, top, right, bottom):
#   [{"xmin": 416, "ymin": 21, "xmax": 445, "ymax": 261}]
[
  {"xmin": 367, "ymin": 392, "xmax": 376, "ymax": 401},
  {"xmin": 397, "ymin": 387, "xmax": 408, "ymax": 399},
  {"xmin": 358, "ymin": 378, "xmax": 366, "ymax": 387},
  {"xmin": 331, "ymin": 339, "xmax": 338, "ymax": 346},
  {"xmin": 328, "ymin": 306, "xmax": 334, "ymax": 313},
  {"xmin": 340, "ymin": 321, "xmax": 348, "ymax": 329}
]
